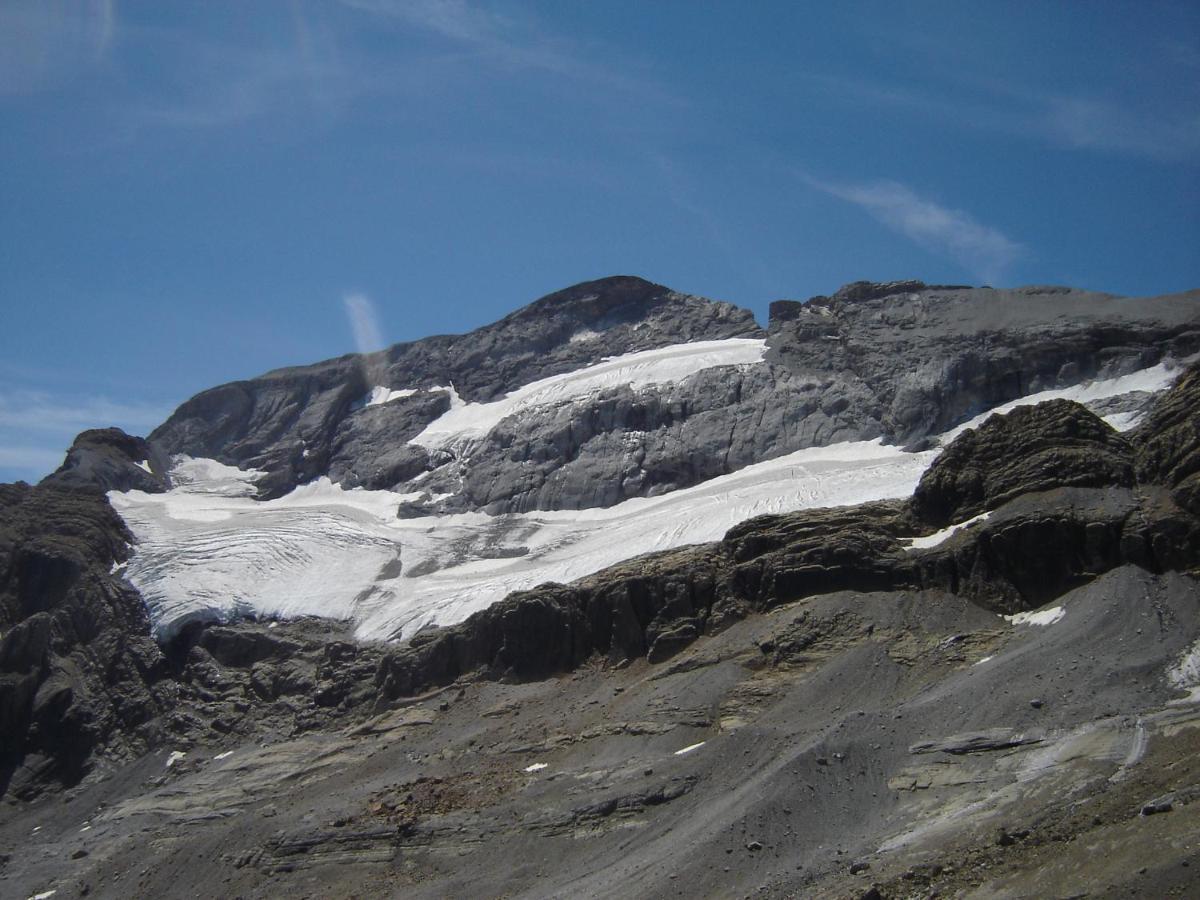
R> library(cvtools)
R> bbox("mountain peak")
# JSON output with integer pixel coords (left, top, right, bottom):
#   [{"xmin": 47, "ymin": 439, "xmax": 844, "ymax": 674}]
[{"xmin": 505, "ymin": 275, "xmax": 671, "ymax": 324}]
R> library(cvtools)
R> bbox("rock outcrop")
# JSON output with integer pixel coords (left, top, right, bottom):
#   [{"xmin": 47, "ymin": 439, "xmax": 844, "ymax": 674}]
[
  {"xmin": 1133, "ymin": 362, "xmax": 1200, "ymax": 515},
  {"xmin": 150, "ymin": 276, "xmax": 763, "ymax": 499},
  {"xmin": 0, "ymin": 483, "xmax": 168, "ymax": 797},
  {"xmin": 910, "ymin": 399, "xmax": 1135, "ymax": 527},
  {"xmin": 42, "ymin": 428, "xmax": 169, "ymax": 494}
]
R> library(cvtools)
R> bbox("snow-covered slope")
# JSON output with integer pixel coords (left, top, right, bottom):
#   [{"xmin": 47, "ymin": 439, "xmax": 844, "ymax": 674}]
[
  {"xmin": 409, "ymin": 337, "xmax": 766, "ymax": 451},
  {"xmin": 109, "ymin": 361, "xmax": 1173, "ymax": 642},
  {"xmin": 111, "ymin": 439, "xmax": 932, "ymax": 642}
]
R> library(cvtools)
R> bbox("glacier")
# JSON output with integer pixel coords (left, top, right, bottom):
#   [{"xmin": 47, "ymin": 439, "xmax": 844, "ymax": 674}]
[{"xmin": 108, "ymin": 355, "xmax": 1176, "ymax": 643}]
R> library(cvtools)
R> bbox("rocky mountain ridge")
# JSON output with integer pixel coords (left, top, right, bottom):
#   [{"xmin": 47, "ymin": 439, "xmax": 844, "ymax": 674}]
[
  {"xmin": 138, "ymin": 276, "xmax": 1198, "ymax": 512},
  {"xmin": 2, "ymin": 274, "xmax": 1199, "ymax": 899}
]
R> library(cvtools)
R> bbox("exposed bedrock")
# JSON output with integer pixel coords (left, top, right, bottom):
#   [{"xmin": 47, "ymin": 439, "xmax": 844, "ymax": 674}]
[
  {"xmin": 454, "ymin": 365, "xmax": 883, "ymax": 513},
  {"xmin": 144, "ymin": 278, "xmax": 1199, "ymax": 507},
  {"xmin": 1133, "ymin": 361, "xmax": 1200, "ymax": 515},
  {"xmin": 41, "ymin": 428, "xmax": 170, "ymax": 494},
  {"xmin": 910, "ymin": 399, "xmax": 1136, "ymax": 527},
  {"xmin": 0, "ymin": 483, "xmax": 171, "ymax": 798},
  {"xmin": 768, "ymin": 281, "xmax": 1200, "ymax": 444}
]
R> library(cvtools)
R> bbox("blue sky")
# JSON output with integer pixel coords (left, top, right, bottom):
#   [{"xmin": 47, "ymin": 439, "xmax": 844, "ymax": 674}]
[{"xmin": 2, "ymin": 1, "xmax": 1197, "ymax": 481}]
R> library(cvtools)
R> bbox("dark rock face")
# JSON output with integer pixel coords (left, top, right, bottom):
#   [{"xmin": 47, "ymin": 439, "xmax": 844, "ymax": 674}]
[
  {"xmin": 150, "ymin": 359, "xmax": 370, "ymax": 500},
  {"xmin": 910, "ymin": 400, "xmax": 1135, "ymax": 527},
  {"xmin": 375, "ymin": 544, "xmax": 738, "ymax": 699},
  {"xmin": 767, "ymin": 283, "xmax": 1200, "ymax": 445},
  {"xmin": 41, "ymin": 428, "xmax": 169, "ymax": 494},
  {"xmin": 145, "ymin": 277, "xmax": 1197, "ymax": 512},
  {"xmin": 165, "ymin": 617, "xmax": 388, "ymax": 733},
  {"xmin": 1133, "ymin": 364, "xmax": 1200, "ymax": 515},
  {"xmin": 452, "ymin": 365, "xmax": 883, "ymax": 513},
  {"xmin": 0, "ymin": 483, "xmax": 169, "ymax": 797}
]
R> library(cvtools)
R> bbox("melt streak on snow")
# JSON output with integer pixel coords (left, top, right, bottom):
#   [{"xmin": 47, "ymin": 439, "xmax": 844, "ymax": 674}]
[{"xmin": 109, "ymin": 361, "xmax": 1171, "ymax": 643}]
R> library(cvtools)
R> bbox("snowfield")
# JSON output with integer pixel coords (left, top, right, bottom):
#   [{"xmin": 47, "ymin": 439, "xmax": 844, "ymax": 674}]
[
  {"xmin": 111, "ymin": 439, "xmax": 935, "ymax": 641},
  {"xmin": 109, "ymin": 359, "xmax": 1178, "ymax": 643},
  {"xmin": 410, "ymin": 337, "xmax": 767, "ymax": 451}
]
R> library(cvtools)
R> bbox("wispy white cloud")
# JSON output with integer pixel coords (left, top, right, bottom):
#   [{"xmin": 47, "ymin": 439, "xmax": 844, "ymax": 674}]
[
  {"xmin": 805, "ymin": 72, "xmax": 1200, "ymax": 164},
  {"xmin": 4, "ymin": 0, "xmax": 673, "ymax": 144},
  {"xmin": 341, "ymin": 0, "xmax": 510, "ymax": 44},
  {"xmin": 336, "ymin": 0, "xmax": 674, "ymax": 100},
  {"xmin": 800, "ymin": 174, "xmax": 1024, "ymax": 284},
  {"xmin": 0, "ymin": 0, "xmax": 114, "ymax": 95},
  {"xmin": 0, "ymin": 388, "xmax": 172, "ymax": 481},
  {"xmin": 130, "ymin": 41, "xmax": 359, "ymax": 131},
  {"xmin": 0, "ymin": 390, "xmax": 168, "ymax": 434},
  {"xmin": 1036, "ymin": 95, "xmax": 1200, "ymax": 161},
  {"xmin": 342, "ymin": 293, "xmax": 385, "ymax": 355}
]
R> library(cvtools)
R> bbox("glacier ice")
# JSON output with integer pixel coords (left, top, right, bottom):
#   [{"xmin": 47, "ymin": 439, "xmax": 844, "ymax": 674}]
[{"xmin": 109, "ymin": 359, "xmax": 1175, "ymax": 643}]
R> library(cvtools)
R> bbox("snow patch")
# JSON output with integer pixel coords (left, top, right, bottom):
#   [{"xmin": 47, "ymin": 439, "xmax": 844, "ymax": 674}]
[
  {"xmin": 165, "ymin": 750, "xmax": 187, "ymax": 768},
  {"xmin": 1168, "ymin": 639, "xmax": 1200, "ymax": 704},
  {"xmin": 523, "ymin": 762, "xmax": 548, "ymax": 772},
  {"xmin": 28, "ymin": 891, "xmax": 57, "ymax": 900},
  {"xmin": 939, "ymin": 362, "xmax": 1178, "ymax": 445},
  {"xmin": 135, "ymin": 459, "xmax": 152, "ymax": 474},
  {"xmin": 410, "ymin": 338, "xmax": 766, "ymax": 451},
  {"xmin": 904, "ymin": 511, "xmax": 991, "ymax": 550},
  {"xmin": 974, "ymin": 656, "xmax": 994, "ymax": 666},
  {"xmin": 569, "ymin": 328, "xmax": 602, "ymax": 344},
  {"xmin": 1004, "ymin": 606, "xmax": 1065, "ymax": 627},
  {"xmin": 167, "ymin": 456, "xmax": 264, "ymax": 498},
  {"xmin": 365, "ymin": 386, "xmax": 418, "ymax": 407},
  {"xmin": 213, "ymin": 750, "xmax": 234, "ymax": 761},
  {"xmin": 1102, "ymin": 410, "xmax": 1146, "ymax": 432},
  {"xmin": 674, "ymin": 741, "xmax": 706, "ymax": 756}
]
